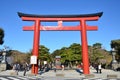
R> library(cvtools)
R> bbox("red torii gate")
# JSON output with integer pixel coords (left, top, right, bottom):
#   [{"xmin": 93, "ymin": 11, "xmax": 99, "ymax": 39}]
[{"xmin": 18, "ymin": 12, "xmax": 103, "ymax": 74}]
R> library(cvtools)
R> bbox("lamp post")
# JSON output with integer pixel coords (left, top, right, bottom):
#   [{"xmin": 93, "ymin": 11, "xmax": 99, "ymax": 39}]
[
  {"xmin": 0, "ymin": 46, "xmax": 8, "ymax": 71},
  {"xmin": 1, "ymin": 48, "xmax": 7, "ymax": 63},
  {"xmin": 111, "ymin": 48, "xmax": 118, "ymax": 70},
  {"xmin": 1, "ymin": 46, "xmax": 10, "ymax": 63},
  {"xmin": 111, "ymin": 48, "xmax": 117, "ymax": 64}
]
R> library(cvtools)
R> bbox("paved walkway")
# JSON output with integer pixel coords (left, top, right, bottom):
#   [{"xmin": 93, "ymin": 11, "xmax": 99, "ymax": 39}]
[
  {"xmin": 0, "ymin": 69, "xmax": 119, "ymax": 79},
  {"xmin": 40, "ymin": 69, "xmax": 120, "ymax": 79}
]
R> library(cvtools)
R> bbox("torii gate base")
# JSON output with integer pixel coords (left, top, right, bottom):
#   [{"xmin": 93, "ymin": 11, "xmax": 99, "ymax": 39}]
[{"xmin": 18, "ymin": 12, "xmax": 103, "ymax": 74}]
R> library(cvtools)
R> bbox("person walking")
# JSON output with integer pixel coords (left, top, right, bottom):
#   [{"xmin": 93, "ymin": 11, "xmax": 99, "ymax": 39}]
[
  {"xmin": 98, "ymin": 63, "xmax": 102, "ymax": 73},
  {"xmin": 61, "ymin": 64, "xmax": 64, "ymax": 71},
  {"xmin": 14, "ymin": 62, "xmax": 20, "ymax": 75},
  {"xmin": 76, "ymin": 63, "xmax": 83, "ymax": 75},
  {"xmin": 53, "ymin": 65, "xmax": 56, "ymax": 72},
  {"xmin": 94, "ymin": 63, "xmax": 99, "ymax": 73},
  {"xmin": 23, "ymin": 62, "xmax": 28, "ymax": 76}
]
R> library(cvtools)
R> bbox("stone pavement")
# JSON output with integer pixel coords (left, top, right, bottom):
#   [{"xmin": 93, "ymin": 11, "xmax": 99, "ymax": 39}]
[
  {"xmin": 0, "ymin": 69, "xmax": 119, "ymax": 79},
  {"xmin": 40, "ymin": 69, "xmax": 120, "ymax": 79}
]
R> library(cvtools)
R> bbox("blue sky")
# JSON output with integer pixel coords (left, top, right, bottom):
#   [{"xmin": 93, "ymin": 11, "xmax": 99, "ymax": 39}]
[{"xmin": 0, "ymin": 0, "xmax": 120, "ymax": 53}]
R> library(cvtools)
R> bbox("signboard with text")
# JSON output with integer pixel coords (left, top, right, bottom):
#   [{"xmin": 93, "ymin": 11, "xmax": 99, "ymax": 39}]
[{"xmin": 30, "ymin": 56, "xmax": 37, "ymax": 64}]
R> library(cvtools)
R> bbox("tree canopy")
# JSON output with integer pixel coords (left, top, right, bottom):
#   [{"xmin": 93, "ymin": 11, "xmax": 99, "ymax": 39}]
[
  {"xmin": 38, "ymin": 45, "xmax": 52, "ymax": 64},
  {"xmin": 0, "ymin": 28, "xmax": 4, "ymax": 45},
  {"xmin": 51, "ymin": 43, "xmax": 112, "ymax": 68},
  {"xmin": 111, "ymin": 39, "xmax": 120, "ymax": 61}
]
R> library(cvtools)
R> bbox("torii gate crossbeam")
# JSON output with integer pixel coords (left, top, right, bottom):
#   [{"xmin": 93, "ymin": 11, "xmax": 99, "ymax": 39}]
[{"xmin": 18, "ymin": 12, "xmax": 103, "ymax": 75}]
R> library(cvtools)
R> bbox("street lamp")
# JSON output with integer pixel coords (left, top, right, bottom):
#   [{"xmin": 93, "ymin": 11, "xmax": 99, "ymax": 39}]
[
  {"xmin": 111, "ymin": 48, "xmax": 118, "ymax": 71},
  {"xmin": 1, "ymin": 48, "xmax": 7, "ymax": 63},
  {"xmin": 111, "ymin": 48, "xmax": 117, "ymax": 64}
]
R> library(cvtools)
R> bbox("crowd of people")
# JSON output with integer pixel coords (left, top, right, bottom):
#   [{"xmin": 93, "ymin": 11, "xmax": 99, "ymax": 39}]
[
  {"xmin": 75, "ymin": 62, "xmax": 103, "ymax": 74},
  {"xmin": 11, "ymin": 61, "xmax": 104, "ymax": 76},
  {"xmin": 90, "ymin": 63, "xmax": 102, "ymax": 74},
  {"xmin": 12, "ymin": 62, "xmax": 30, "ymax": 76}
]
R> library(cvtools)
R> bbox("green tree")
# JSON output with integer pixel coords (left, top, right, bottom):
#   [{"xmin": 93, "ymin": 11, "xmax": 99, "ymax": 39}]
[
  {"xmin": 91, "ymin": 43, "xmax": 106, "ymax": 63},
  {"xmin": 38, "ymin": 45, "xmax": 52, "ymax": 64},
  {"xmin": 68, "ymin": 43, "xmax": 82, "ymax": 63},
  {"xmin": 25, "ymin": 45, "xmax": 52, "ymax": 64},
  {"xmin": 51, "ymin": 42, "xmax": 112, "ymax": 68},
  {"xmin": 61, "ymin": 48, "xmax": 72, "ymax": 68},
  {"xmin": 88, "ymin": 43, "xmax": 112, "ymax": 68},
  {"xmin": 111, "ymin": 39, "xmax": 120, "ymax": 62},
  {"xmin": 0, "ymin": 28, "xmax": 4, "ymax": 44},
  {"xmin": 93, "ymin": 43, "xmax": 102, "ymax": 49},
  {"xmin": 51, "ymin": 49, "xmax": 61, "ymax": 58},
  {"xmin": 51, "ymin": 43, "xmax": 82, "ymax": 68}
]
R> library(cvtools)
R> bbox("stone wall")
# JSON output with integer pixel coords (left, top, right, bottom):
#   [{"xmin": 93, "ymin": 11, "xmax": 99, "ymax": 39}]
[{"xmin": 0, "ymin": 63, "xmax": 6, "ymax": 71}]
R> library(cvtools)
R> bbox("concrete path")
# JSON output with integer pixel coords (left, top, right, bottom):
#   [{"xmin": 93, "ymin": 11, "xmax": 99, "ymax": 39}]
[
  {"xmin": 0, "ymin": 69, "xmax": 119, "ymax": 79},
  {"xmin": 40, "ymin": 69, "xmax": 120, "ymax": 79}
]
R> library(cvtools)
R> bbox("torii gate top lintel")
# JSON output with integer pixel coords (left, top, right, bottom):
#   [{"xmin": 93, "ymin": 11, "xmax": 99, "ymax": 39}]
[{"xmin": 18, "ymin": 12, "xmax": 103, "ymax": 18}]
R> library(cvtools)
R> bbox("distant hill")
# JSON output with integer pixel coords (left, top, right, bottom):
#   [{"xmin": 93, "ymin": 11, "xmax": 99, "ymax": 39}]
[{"xmin": 7, "ymin": 50, "xmax": 28, "ymax": 64}]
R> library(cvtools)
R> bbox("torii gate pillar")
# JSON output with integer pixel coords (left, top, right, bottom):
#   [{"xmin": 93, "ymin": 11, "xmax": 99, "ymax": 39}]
[{"xmin": 18, "ymin": 12, "xmax": 103, "ymax": 74}]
